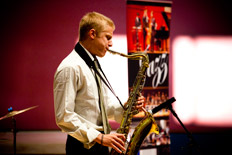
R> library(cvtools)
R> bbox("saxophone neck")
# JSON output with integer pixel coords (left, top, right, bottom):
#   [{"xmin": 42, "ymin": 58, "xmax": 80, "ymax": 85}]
[
  {"xmin": 107, "ymin": 49, "xmax": 127, "ymax": 57},
  {"xmin": 108, "ymin": 49, "xmax": 149, "ymax": 64}
]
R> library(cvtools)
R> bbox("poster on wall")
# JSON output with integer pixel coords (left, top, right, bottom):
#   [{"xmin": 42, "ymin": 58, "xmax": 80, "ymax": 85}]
[{"xmin": 127, "ymin": 0, "xmax": 172, "ymax": 149}]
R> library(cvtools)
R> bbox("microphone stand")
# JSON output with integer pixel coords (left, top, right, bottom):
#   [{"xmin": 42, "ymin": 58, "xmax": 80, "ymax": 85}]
[{"xmin": 167, "ymin": 105, "xmax": 201, "ymax": 154}]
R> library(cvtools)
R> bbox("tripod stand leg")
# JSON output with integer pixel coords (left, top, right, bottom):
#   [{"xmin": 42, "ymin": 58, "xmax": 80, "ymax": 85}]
[
  {"xmin": 168, "ymin": 105, "xmax": 201, "ymax": 154},
  {"xmin": 12, "ymin": 117, "xmax": 16, "ymax": 155}
]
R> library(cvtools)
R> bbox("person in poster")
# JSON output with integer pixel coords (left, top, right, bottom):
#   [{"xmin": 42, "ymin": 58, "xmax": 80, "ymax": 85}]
[
  {"xmin": 150, "ymin": 11, "xmax": 157, "ymax": 52},
  {"xmin": 142, "ymin": 9, "xmax": 149, "ymax": 51},
  {"xmin": 135, "ymin": 12, "xmax": 141, "ymax": 51}
]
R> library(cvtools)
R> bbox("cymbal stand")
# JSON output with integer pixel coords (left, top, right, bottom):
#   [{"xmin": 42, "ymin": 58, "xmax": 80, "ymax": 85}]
[
  {"xmin": 12, "ymin": 116, "xmax": 17, "ymax": 155},
  {"xmin": 0, "ymin": 106, "xmax": 38, "ymax": 155}
]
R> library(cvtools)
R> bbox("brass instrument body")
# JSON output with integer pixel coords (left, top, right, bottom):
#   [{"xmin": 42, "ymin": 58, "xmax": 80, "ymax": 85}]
[
  {"xmin": 126, "ymin": 111, "xmax": 158, "ymax": 155},
  {"xmin": 116, "ymin": 52, "xmax": 149, "ymax": 139},
  {"xmin": 108, "ymin": 50, "xmax": 153, "ymax": 155}
]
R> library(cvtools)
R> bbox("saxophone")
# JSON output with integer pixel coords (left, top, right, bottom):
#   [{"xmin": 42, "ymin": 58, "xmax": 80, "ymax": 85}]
[{"xmin": 108, "ymin": 50, "xmax": 159, "ymax": 155}]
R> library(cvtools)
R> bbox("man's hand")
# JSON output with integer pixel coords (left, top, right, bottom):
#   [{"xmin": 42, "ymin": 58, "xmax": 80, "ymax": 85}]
[
  {"xmin": 136, "ymin": 95, "xmax": 145, "ymax": 110},
  {"xmin": 94, "ymin": 133, "xmax": 126, "ymax": 154}
]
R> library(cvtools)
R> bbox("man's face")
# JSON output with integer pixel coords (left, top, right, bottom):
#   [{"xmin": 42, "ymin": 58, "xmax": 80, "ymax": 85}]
[{"xmin": 91, "ymin": 25, "xmax": 114, "ymax": 57}]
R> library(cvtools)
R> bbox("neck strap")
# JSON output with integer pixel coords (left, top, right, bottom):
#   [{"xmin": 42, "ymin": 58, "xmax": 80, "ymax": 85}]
[{"xmin": 74, "ymin": 43, "xmax": 124, "ymax": 109}]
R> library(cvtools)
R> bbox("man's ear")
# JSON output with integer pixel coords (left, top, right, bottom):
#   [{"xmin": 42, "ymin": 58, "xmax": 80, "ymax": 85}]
[{"xmin": 89, "ymin": 29, "xmax": 96, "ymax": 39}]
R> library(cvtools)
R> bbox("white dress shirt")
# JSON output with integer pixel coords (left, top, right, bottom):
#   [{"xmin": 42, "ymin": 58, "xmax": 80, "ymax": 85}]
[{"xmin": 53, "ymin": 48, "xmax": 124, "ymax": 149}]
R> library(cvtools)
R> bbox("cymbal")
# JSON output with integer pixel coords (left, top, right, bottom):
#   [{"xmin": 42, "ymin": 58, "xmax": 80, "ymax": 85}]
[{"xmin": 0, "ymin": 105, "xmax": 38, "ymax": 121}]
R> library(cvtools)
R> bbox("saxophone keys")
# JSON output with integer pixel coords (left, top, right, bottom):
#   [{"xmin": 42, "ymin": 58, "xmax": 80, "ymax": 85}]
[{"xmin": 132, "ymin": 110, "xmax": 139, "ymax": 115}]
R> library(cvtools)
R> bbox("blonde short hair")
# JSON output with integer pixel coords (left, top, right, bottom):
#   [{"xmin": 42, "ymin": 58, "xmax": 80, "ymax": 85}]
[{"xmin": 79, "ymin": 12, "xmax": 115, "ymax": 41}]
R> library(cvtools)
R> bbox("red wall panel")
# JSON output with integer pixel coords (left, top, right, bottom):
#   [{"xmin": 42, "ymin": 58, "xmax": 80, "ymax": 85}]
[{"xmin": 0, "ymin": 0, "xmax": 126, "ymax": 130}]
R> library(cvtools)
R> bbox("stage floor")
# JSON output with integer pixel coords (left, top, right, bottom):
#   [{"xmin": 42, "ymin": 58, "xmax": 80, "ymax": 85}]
[
  {"xmin": 0, "ymin": 131, "xmax": 66, "ymax": 155},
  {"xmin": 0, "ymin": 130, "xmax": 160, "ymax": 155}
]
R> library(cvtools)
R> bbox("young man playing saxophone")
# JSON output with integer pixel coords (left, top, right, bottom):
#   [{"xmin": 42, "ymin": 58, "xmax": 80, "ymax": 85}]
[{"xmin": 53, "ymin": 12, "xmax": 145, "ymax": 155}]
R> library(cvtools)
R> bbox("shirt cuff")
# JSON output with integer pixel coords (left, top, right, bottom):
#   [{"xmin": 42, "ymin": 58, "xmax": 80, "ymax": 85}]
[{"xmin": 87, "ymin": 127, "xmax": 101, "ymax": 144}]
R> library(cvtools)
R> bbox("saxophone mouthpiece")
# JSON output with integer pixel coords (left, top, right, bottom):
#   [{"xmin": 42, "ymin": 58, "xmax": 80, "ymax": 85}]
[{"xmin": 108, "ymin": 49, "xmax": 118, "ymax": 54}]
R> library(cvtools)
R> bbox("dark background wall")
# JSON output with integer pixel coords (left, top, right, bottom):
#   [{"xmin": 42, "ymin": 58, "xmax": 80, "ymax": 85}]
[
  {"xmin": 169, "ymin": 0, "xmax": 232, "ymax": 132},
  {"xmin": 169, "ymin": 0, "xmax": 232, "ymax": 154},
  {"xmin": 0, "ymin": 0, "xmax": 232, "ymax": 154},
  {"xmin": 0, "ymin": 0, "xmax": 127, "ymax": 130}
]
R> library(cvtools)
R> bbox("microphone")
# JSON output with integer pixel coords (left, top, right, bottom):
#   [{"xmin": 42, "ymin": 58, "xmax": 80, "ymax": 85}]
[{"xmin": 148, "ymin": 97, "xmax": 176, "ymax": 115}]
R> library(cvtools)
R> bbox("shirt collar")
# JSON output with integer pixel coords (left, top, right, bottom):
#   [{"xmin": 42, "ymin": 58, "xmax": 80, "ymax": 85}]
[{"xmin": 79, "ymin": 43, "xmax": 95, "ymax": 61}]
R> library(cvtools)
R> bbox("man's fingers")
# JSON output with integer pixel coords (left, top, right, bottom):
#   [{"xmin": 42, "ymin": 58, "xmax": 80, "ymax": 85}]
[
  {"xmin": 115, "ymin": 133, "xmax": 126, "ymax": 141},
  {"xmin": 110, "ymin": 133, "xmax": 126, "ymax": 153},
  {"xmin": 111, "ymin": 143, "xmax": 123, "ymax": 154},
  {"xmin": 111, "ymin": 139, "xmax": 126, "ymax": 153},
  {"xmin": 111, "ymin": 133, "xmax": 125, "ymax": 146},
  {"xmin": 137, "ymin": 96, "xmax": 145, "ymax": 103}
]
